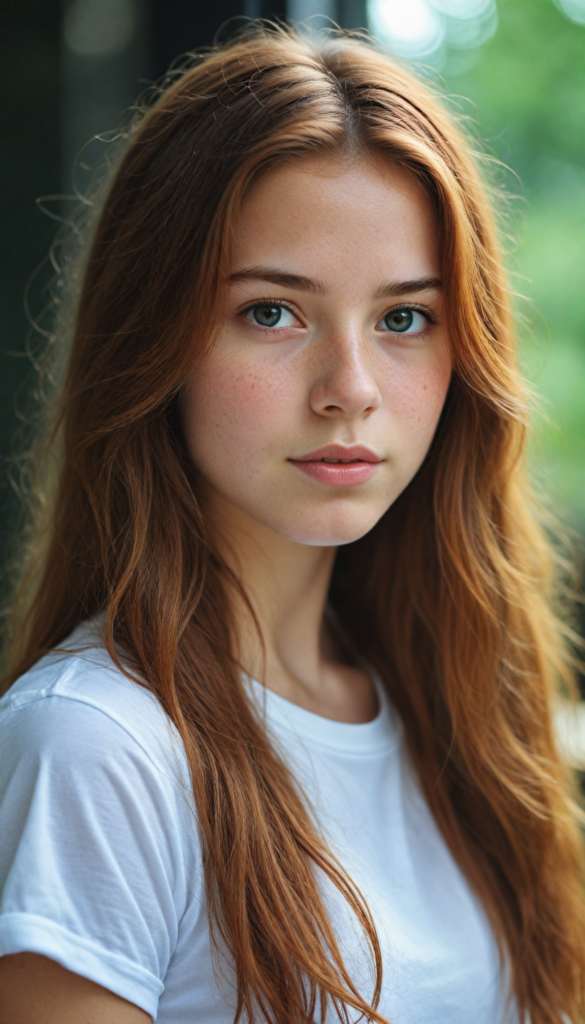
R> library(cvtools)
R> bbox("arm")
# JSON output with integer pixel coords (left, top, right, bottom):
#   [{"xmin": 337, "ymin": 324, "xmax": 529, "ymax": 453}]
[{"xmin": 0, "ymin": 953, "xmax": 152, "ymax": 1024}]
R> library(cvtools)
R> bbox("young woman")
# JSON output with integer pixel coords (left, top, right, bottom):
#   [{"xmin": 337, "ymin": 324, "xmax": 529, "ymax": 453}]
[{"xmin": 0, "ymin": 23, "xmax": 583, "ymax": 1024}]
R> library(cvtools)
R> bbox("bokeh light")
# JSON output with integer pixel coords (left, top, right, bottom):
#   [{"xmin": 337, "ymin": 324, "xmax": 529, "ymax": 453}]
[
  {"xmin": 368, "ymin": 0, "xmax": 498, "ymax": 64},
  {"xmin": 553, "ymin": 0, "xmax": 585, "ymax": 25},
  {"xmin": 367, "ymin": 0, "xmax": 445, "ymax": 57}
]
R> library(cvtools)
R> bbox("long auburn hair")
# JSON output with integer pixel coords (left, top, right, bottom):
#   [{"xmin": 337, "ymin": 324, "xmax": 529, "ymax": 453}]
[{"xmin": 3, "ymin": 23, "xmax": 585, "ymax": 1024}]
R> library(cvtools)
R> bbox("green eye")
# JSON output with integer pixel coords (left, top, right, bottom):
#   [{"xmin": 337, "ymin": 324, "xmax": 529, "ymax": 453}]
[
  {"xmin": 384, "ymin": 308, "xmax": 425, "ymax": 334},
  {"xmin": 378, "ymin": 308, "xmax": 430, "ymax": 334},
  {"xmin": 385, "ymin": 309, "xmax": 412, "ymax": 332},
  {"xmin": 250, "ymin": 304, "xmax": 283, "ymax": 327},
  {"xmin": 243, "ymin": 303, "xmax": 298, "ymax": 329}
]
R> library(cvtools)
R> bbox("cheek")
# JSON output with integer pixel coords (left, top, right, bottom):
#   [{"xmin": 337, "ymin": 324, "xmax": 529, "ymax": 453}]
[
  {"xmin": 381, "ymin": 346, "xmax": 451, "ymax": 446},
  {"xmin": 182, "ymin": 353, "xmax": 297, "ymax": 468}
]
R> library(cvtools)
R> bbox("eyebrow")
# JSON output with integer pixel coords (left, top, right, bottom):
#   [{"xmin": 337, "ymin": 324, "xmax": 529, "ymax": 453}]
[
  {"xmin": 229, "ymin": 265, "xmax": 441, "ymax": 298},
  {"xmin": 229, "ymin": 266, "xmax": 327, "ymax": 294},
  {"xmin": 373, "ymin": 276, "xmax": 442, "ymax": 299}
]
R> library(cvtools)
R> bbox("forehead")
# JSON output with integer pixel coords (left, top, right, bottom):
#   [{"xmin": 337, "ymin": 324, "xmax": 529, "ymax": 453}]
[{"xmin": 231, "ymin": 156, "xmax": 440, "ymax": 285}]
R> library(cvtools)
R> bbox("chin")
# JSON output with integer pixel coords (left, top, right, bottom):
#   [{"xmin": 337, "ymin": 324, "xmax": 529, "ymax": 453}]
[{"xmin": 277, "ymin": 507, "xmax": 386, "ymax": 548}]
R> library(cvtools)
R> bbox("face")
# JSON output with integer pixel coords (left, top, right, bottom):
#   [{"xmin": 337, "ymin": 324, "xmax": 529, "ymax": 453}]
[{"xmin": 181, "ymin": 157, "xmax": 451, "ymax": 547}]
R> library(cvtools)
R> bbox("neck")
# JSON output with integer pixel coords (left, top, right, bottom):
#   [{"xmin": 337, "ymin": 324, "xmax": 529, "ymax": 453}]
[
  {"xmin": 202, "ymin": 485, "xmax": 378, "ymax": 723},
  {"xmin": 213, "ymin": 497, "xmax": 335, "ymax": 687}
]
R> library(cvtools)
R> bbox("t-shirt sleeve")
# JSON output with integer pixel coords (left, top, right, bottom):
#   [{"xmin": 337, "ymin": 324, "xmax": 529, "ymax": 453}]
[{"xmin": 0, "ymin": 693, "xmax": 190, "ymax": 1020}]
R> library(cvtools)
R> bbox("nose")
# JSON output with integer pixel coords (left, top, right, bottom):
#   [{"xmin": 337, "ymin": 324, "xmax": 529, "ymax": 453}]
[{"xmin": 308, "ymin": 332, "xmax": 382, "ymax": 420}]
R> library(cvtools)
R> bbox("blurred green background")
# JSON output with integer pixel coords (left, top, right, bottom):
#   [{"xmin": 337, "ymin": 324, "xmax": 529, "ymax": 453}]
[{"xmin": 430, "ymin": 0, "xmax": 585, "ymax": 532}]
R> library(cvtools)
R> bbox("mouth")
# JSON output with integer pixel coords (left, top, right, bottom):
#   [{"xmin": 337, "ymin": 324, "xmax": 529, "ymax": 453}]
[
  {"xmin": 291, "ymin": 445, "xmax": 382, "ymax": 464},
  {"xmin": 312, "ymin": 457, "xmax": 367, "ymax": 464},
  {"xmin": 288, "ymin": 445, "xmax": 382, "ymax": 487}
]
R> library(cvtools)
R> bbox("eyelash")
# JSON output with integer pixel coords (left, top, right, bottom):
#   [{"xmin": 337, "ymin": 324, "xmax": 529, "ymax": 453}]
[
  {"xmin": 389, "ymin": 302, "xmax": 438, "ymax": 326},
  {"xmin": 237, "ymin": 299, "xmax": 439, "ymax": 332},
  {"xmin": 238, "ymin": 298, "xmax": 300, "ymax": 330}
]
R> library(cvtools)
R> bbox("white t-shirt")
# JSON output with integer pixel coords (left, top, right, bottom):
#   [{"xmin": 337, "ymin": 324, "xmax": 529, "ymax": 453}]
[{"xmin": 0, "ymin": 622, "xmax": 512, "ymax": 1023}]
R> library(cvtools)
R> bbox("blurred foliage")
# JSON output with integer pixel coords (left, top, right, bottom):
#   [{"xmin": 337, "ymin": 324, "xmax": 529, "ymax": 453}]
[{"xmin": 439, "ymin": 0, "xmax": 585, "ymax": 530}]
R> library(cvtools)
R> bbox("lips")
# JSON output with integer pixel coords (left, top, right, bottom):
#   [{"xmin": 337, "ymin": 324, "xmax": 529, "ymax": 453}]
[
  {"xmin": 291, "ymin": 444, "xmax": 382, "ymax": 464},
  {"xmin": 288, "ymin": 444, "xmax": 382, "ymax": 487}
]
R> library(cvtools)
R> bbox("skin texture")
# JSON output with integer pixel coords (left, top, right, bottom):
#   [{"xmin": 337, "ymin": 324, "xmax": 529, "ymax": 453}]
[
  {"xmin": 0, "ymin": 952, "xmax": 152, "ymax": 1023},
  {"xmin": 181, "ymin": 156, "xmax": 451, "ymax": 721},
  {"xmin": 0, "ymin": 156, "xmax": 450, "ymax": 1019}
]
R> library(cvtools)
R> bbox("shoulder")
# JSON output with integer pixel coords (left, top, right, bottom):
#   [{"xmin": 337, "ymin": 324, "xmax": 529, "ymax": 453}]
[
  {"xmin": 0, "ymin": 624, "xmax": 202, "ymax": 1017},
  {"xmin": 0, "ymin": 621, "xmax": 188, "ymax": 791},
  {"xmin": 0, "ymin": 620, "xmax": 202, "ymax": 916}
]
